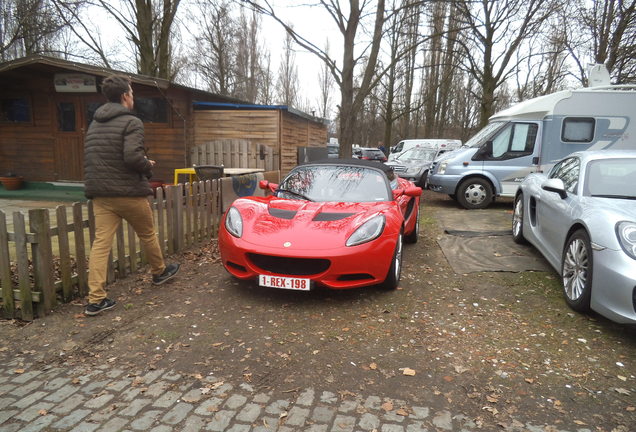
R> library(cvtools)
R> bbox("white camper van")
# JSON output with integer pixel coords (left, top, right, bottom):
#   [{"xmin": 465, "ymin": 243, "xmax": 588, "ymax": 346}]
[
  {"xmin": 427, "ymin": 84, "xmax": 636, "ymax": 209},
  {"xmin": 388, "ymin": 139, "xmax": 462, "ymax": 162}
]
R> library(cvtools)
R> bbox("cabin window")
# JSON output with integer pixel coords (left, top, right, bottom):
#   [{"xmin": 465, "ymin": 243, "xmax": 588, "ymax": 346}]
[
  {"xmin": 57, "ymin": 102, "xmax": 76, "ymax": 131},
  {"xmin": 1, "ymin": 97, "xmax": 32, "ymax": 123},
  {"xmin": 562, "ymin": 117, "xmax": 594, "ymax": 143},
  {"xmin": 134, "ymin": 97, "xmax": 168, "ymax": 123}
]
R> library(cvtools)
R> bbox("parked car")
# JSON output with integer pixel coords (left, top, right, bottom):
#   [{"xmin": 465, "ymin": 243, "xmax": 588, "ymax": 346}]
[
  {"xmin": 352, "ymin": 147, "xmax": 388, "ymax": 162},
  {"xmin": 327, "ymin": 143, "xmax": 340, "ymax": 158},
  {"xmin": 512, "ymin": 150, "xmax": 636, "ymax": 324},
  {"xmin": 218, "ymin": 159, "xmax": 422, "ymax": 291},
  {"xmin": 388, "ymin": 138, "xmax": 462, "ymax": 162},
  {"xmin": 386, "ymin": 146, "xmax": 439, "ymax": 187}
]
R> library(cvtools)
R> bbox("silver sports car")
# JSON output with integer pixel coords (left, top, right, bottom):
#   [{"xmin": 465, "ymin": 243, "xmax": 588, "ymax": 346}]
[{"xmin": 512, "ymin": 150, "xmax": 636, "ymax": 324}]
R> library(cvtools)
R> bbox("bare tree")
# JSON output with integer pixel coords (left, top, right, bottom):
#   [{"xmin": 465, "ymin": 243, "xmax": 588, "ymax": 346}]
[
  {"xmin": 188, "ymin": 0, "xmax": 237, "ymax": 95},
  {"xmin": 1, "ymin": 0, "xmax": 66, "ymax": 60},
  {"xmin": 276, "ymin": 29, "xmax": 299, "ymax": 106},
  {"xmin": 316, "ymin": 39, "xmax": 334, "ymax": 119},
  {"xmin": 234, "ymin": 6, "xmax": 263, "ymax": 103},
  {"xmin": 239, "ymin": 0, "xmax": 388, "ymax": 157},
  {"xmin": 454, "ymin": 0, "xmax": 557, "ymax": 127},
  {"xmin": 565, "ymin": 0, "xmax": 636, "ymax": 84}
]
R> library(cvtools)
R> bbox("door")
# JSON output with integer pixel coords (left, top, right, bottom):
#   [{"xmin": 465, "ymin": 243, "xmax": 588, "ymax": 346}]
[{"xmin": 54, "ymin": 96, "xmax": 102, "ymax": 181}]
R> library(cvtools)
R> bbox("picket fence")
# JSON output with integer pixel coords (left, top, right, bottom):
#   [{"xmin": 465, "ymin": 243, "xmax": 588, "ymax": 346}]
[{"xmin": 0, "ymin": 180, "xmax": 221, "ymax": 321}]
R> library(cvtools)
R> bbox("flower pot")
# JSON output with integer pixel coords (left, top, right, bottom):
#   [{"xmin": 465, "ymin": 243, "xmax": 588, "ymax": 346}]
[{"xmin": 0, "ymin": 176, "xmax": 24, "ymax": 190}]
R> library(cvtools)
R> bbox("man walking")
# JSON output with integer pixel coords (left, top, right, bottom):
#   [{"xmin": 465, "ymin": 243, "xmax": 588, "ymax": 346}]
[{"xmin": 83, "ymin": 75, "xmax": 180, "ymax": 316}]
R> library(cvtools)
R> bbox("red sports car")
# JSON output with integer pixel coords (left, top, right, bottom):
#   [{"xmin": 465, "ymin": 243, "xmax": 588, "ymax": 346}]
[{"xmin": 218, "ymin": 159, "xmax": 422, "ymax": 291}]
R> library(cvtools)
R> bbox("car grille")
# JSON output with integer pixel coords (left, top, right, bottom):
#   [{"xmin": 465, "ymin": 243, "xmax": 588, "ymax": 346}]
[
  {"xmin": 430, "ymin": 161, "xmax": 439, "ymax": 174},
  {"xmin": 247, "ymin": 253, "xmax": 330, "ymax": 276},
  {"xmin": 391, "ymin": 165, "xmax": 407, "ymax": 172}
]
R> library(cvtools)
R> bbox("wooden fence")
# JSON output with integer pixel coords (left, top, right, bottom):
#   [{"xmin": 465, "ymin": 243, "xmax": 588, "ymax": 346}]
[
  {"xmin": 190, "ymin": 139, "xmax": 279, "ymax": 171},
  {"xmin": 0, "ymin": 180, "xmax": 221, "ymax": 321}
]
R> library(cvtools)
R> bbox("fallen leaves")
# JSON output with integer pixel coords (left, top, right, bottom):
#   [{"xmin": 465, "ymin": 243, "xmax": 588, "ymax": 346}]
[{"xmin": 402, "ymin": 367, "xmax": 416, "ymax": 376}]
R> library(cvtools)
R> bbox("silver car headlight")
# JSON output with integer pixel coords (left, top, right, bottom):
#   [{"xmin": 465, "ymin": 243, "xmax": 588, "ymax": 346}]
[
  {"xmin": 616, "ymin": 221, "xmax": 636, "ymax": 260},
  {"xmin": 437, "ymin": 161, "xmax": 448, "ymax": 175},
  {"xmin": 225, "ymin": 207, "xmax": 243, "ymax": 238},
  {"xmin": 346, "ymin": 214, "xmax": 385, "ymax": 246}
]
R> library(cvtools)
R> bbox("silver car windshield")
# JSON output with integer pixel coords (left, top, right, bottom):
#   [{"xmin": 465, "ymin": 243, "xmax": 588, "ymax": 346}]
[
  {"xmin": 584, "ymin": 158, "xmax": 636, "ymax": 198},
  {"xmin": 465, "ymin": 121, "xmax": 507, "ymax": 148},
  {"xmin": 277, "ymin": 165, "xmax": 392, "ymax": 202},
  {"xmin": 396, "ymin": 148, "xmax": 438, "ymax": 161}
]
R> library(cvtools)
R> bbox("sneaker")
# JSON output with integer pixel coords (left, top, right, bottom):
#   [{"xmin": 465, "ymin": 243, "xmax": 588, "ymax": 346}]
[
  {"xmin": 84, "ymin": 298, "xmax": 117, "ymax": 316},
  {"xmin": 152, "ymin": 263, "xmax": 181, "ymax": 285}
]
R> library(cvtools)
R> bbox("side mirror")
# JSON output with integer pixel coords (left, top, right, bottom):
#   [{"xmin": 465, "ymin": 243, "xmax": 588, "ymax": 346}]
[
  {"xmin": 259, "ymin": 180, "xmax": 269, "ymax": 190},
  {"xmin": 405, "ymin": 185, "xmax": 423, "ymax": 197},
  {"xmin": 390, "ymin": 147, "xmax": 397, "ymax": 153},
  {"xmin": 542, "ymin": 178, "xmax": 567, "ymax": 199}
]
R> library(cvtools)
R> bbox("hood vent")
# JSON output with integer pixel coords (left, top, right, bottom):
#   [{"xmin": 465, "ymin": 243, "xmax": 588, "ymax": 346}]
[
  {"xmin": 313, "ymin": 212, "xmax": 355, "ymax": 222},
  {"xmin": 268, "ymin": 208, "xmax": 297, "ymax": 219}
]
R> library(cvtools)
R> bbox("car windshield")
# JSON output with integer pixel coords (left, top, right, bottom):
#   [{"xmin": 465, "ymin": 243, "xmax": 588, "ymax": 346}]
[
  {"xmin": 277, "ymin": 165, "xmax": 391, "ymax": 202},
  {"xmin": 465, "ymin": 121, "xmax": 507, "ymax": 148},
  {"xmin": 327, "ymin": 146, "xmax": 339, "ymax": 155},
  {"xmin": 584, "ymin": 158, "xmax": 636, "ymax": 198},
  {"xmin": 396, "ymin": 148, "xmax": 438, "ymax": 161}
]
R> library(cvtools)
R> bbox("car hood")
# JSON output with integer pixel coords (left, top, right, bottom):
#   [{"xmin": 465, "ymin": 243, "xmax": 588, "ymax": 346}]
[
  {"xmin": 231, "ymin": 197, "xmax": 397, "ymax": 250},
  {"xmin": 434, "ymin": 147, "xmax": 475, "ymax": 163}
]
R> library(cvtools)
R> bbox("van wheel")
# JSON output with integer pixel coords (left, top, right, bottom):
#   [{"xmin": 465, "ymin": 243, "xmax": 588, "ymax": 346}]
[{"xmin": 457, "ymin": 178, "xmax": 493, "ymax": 209}]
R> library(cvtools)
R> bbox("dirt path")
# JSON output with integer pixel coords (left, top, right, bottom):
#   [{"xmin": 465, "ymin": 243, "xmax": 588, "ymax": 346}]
[{"xmin": 1, "ymin": 190, "xmax": 634, "ymax": 431}]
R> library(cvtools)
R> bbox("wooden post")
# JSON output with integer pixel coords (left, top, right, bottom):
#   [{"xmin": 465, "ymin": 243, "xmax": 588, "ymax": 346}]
[
  {"xmin": 14, "ymin": 212, "xmax": 33, "ymax": 321},
  {"xmin": 56, "ymin": 206, "xmax": 73, "ymax": 302},
  {"xmin": 29, "ymin": 209, "xmax": 55, "ymax": 315},
  {"xmin": 0, "ymin": 210, "xmax": 14, "ymax": 318},
  {"xmin": 73, "ymin": 203, "xmax": 88, "ymax": 296}
]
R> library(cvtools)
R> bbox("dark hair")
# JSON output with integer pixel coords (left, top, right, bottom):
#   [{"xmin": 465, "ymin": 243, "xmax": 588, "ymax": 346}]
[{"xmin": 101, "ymin": 75, "xmax": 131, "ymax": 103}]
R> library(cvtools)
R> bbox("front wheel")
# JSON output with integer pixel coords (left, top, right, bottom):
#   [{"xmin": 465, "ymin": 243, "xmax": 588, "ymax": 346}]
[
  {"xmin": 404, "ymin": 206, "xmax": 419, "ymax": 244},
  {"xmin": 512, "ymin": 193, "xmax": 526, "ymax": 244},
  {"xmin": 561, "ymin": 229, "xmax": 593, "ymax": 312},
  {"xmin": 457, "ymin": 177, "xmax": 493, "ymax": 210},
  {"xmin": 382, "ymin": 234, "xmax": 403, "ymax": 290}
]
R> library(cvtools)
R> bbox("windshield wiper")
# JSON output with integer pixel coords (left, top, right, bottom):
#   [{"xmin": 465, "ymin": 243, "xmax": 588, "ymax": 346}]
[
  {"xmin": 276, "ymin": 188, "xmax": 313, "ymax": 201},
  {"xmin": 591, "ymin": 194, "xmax": 636, "ymax": 200}
]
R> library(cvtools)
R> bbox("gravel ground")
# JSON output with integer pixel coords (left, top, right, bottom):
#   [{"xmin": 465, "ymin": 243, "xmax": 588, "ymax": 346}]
[{"xmin": 1, "ymin": 190, "xmax": 634, "ymax": 431}]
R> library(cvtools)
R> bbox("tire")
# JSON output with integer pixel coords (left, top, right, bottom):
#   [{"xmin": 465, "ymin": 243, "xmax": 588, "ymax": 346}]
[
  {"xmin": 561, "ymin": 229, "xmax": 593, "ymax": 312},
  {"xmin": 404, "ymin": 207, "xmax": 419, "ymax": 244},
  {"xmin": 419, "ymin": 170, "xmax": 429, "ymax": 189},
  {"xmin": 382, "ymin": 234, "xmax": 403, "ymax": 290},
  {"xmin": 512, "ymin": 193, "xmax": 527, "ymax": 244},
  {"xmin": 457, "ymin": 177, "xmax": 493, "ymax": 209}
]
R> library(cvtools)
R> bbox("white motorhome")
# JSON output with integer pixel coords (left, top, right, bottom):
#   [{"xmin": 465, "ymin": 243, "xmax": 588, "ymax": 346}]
[
  {"xmin": 427, "ymin": 81, "xmax": 636, "ymax": 209},
  {"xmin": 388, "ymin": 139, "xmax": 462, "ymax": 162}
]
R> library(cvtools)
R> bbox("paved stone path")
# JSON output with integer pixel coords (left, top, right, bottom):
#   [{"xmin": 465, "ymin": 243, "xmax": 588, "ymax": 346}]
[{"xmin": 0, "ymin": 359, "xmax": 585, "ymax": 432}]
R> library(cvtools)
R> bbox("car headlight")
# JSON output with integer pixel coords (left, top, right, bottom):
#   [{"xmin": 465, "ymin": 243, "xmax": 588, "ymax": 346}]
[
  {"xmin": 437, "ymin": 161, "xmax": 448, "ymax": 175},
  {"xmin": 225, "ymin": 207, "xmax": 243, "ymax": 238},
  {"xmin": 405, "ymin": 167, "xmax": 423, "ymax": 176},
  {"xmin": 346, "ymin": 214, "xmax": 385, "ymax": 246},
  {"xmin": 616, "ymin": 221, "xmax": 636, "ymax": 260}
]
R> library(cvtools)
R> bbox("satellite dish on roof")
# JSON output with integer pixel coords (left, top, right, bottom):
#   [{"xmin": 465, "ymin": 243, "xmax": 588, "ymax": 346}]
[{"xmin": 588, "ymin": 64, "xmax": 611, "ymax": 87}]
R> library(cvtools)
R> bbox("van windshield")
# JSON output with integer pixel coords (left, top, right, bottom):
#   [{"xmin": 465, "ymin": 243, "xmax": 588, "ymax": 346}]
[{"xmin": 465, "ymin": 121, "xmax": 507, "ymax": 148}]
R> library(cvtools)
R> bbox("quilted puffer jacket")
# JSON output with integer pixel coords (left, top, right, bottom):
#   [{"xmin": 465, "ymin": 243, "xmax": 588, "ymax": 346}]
[{"xmin": 84, "ymin": 103, "xmax": 153, "ymax": 198}]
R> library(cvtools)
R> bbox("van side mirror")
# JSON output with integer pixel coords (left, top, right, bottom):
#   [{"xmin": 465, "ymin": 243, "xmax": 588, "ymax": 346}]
[{"xmin": 390, "ymin": 147, "xmax": 397, "ymax": 153}]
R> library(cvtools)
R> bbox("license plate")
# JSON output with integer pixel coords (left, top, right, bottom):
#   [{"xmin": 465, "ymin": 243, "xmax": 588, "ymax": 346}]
[{"xmin": 258, "ymin": 275, "xmax": 311, "ymax": 291}]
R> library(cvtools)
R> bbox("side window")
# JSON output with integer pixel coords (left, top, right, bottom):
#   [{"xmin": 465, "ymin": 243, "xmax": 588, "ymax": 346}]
[
  {"xmin": 553, "ymin": 157, "xmax": 580, "ymax": 193},
  {"xmin": 134, "ymin": 97, "xmax": 169, "ymax": 123},
  {"xmin": 393, "ymin": 142, "xmax": 403, "ymax": 153},
  {"xmin": 1, "ymin": 97, "xmax": 32, "ymax": 123},
  {"xmin": 488, "ymin": 122, "xmax": 538, "ymax": 159},
  {"xmin": 562, "ymin": 117, "xmax": 594, "ymax": 143}
]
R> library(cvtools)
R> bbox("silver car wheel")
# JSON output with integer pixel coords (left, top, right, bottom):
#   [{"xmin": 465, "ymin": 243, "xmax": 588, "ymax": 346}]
[
  {"xmin": 512, "ymin": 194, "xmax": 526, "ymax": 244},
  {"xmin": 562, "ymin": 238, "xmax": 589, "ymax": 301}
]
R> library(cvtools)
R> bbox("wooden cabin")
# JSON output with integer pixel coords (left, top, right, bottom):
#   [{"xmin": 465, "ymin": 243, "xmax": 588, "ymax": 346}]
[{"xmin": 0, "ymin": 55, "xmax": 328, "ymax": 184}]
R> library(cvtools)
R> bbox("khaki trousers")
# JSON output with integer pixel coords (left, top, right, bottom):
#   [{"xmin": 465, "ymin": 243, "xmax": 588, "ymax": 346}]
[{"xmin": 88, "ymin": 197, "xmax": 165, "ymax": 304}]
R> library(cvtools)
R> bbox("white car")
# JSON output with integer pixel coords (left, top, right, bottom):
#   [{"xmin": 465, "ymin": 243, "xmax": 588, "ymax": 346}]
[{"xmin": 512, "ymin": 150, "xmax": 636, "ymax": 324}]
